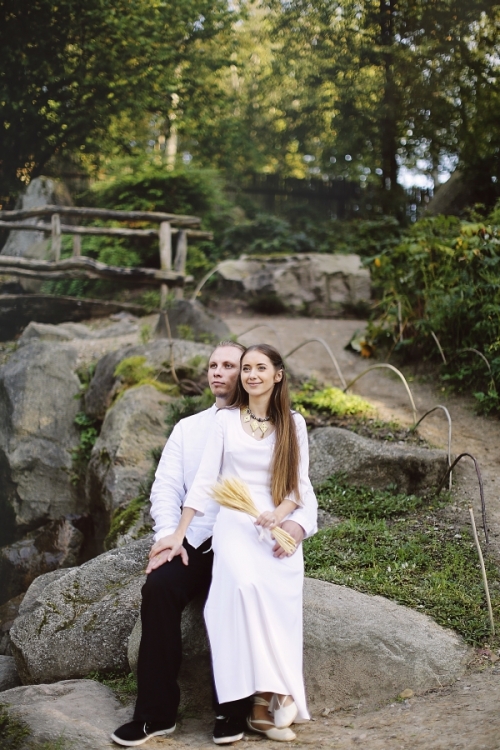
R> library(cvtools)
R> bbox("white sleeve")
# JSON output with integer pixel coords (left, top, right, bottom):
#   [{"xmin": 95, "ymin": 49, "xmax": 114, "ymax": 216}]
[
  {"xmin": 288, "ymin": 413, "xmax": 318, "ymax": 539},
  {"xmin": 150, "ymin": 424, "xmax": 185, "ymax": 541},
  {"xmin": 184, "ymin": 413, "xmax": 225, "ymax": 515}
]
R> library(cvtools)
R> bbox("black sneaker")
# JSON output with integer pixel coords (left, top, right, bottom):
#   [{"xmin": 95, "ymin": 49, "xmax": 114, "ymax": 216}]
[
  {"xmin": 111, "ymin": 720, "xmax": 176, "ymax": 746},
  {"xmin": 213, "ymin": 715, "xmax": 245, "ymax": 745}
]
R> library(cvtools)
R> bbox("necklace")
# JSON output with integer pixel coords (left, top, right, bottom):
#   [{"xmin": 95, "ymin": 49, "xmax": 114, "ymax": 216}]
[{"xmin": 242, "ymin": 407, "xmax": 271, "ymax": 436}]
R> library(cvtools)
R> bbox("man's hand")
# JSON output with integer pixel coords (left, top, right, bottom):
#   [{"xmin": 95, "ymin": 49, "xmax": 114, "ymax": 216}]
[
  {"xmin": 272, "ymin": 520, "xmax": 305, "ymax": 559},
  {"xmin": 146, "ymin": 534, "xmax": 188, "ymax": 573}
]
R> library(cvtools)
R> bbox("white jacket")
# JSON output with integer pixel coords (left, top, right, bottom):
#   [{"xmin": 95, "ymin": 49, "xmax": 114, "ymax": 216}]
[{"xmin": 150, "ymin": 404, "xmax": 318, "ymax": 548}]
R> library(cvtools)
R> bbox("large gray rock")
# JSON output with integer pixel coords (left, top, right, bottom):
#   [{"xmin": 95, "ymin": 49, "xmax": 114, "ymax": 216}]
[
  {"xmin": 128, "ymin": 578, "xmax": 470, "ymax": 712},
  {"xmin": 0, "ymin": 295, "xmax": 146, "ymax": 342},
  {"xmin": 0, "ymin": 655, "xmax": 21, "ymax": 691},
  {"xmin": 11, "ymin": 535, "xmax": 469, "ymax": 709},
  {"xmin": 0, "ymin": 679, "xmax": 132, "ymax": 749},
  {"xmin": 9, "ymin": 537, "xmax": 150, "ymax": 684},
  {"xmin": 18, "ymin": 319, "xmax": 139, "ymax": 345},
  {"xmin": 86, "ymin": 384, "xmax": 172, "ymax": 516},
  {"xmin": 215, "ymin": 253, "xmax": 371, "ymax": 315},
  {"xmin": 0, "ymin": 341, "xmax": 83, "ymax": 538},
  {"xmin": 303, "ymin": 578, "xmax": 470, "ymax": 710},
  {"xmin": 84, "ymin": 339, "xmax": 212, "ymax": 420},
  {"xmin": 309, "ymin": 426, "xmax": 449, "ymax": 493},
  {"xmin": 0, "ymin": 517, "xmax": 84, "ymax": 605}
]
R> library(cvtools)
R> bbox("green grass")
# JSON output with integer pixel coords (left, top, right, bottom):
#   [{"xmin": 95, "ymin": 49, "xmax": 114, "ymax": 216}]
[
  {"xmin": 306, "ymin": 475, "xmax": 500, "ymax": 646},
  {"xmin": 0, "ymin": 705, "xmax": 31, "ymax": 750},
  {"xmin": 315, "ymin": 474, "xmax": 432, "ymax": 520},
  {"xmin": 88, "ymin": 671, "xmax": 137, "ymax": 704}
]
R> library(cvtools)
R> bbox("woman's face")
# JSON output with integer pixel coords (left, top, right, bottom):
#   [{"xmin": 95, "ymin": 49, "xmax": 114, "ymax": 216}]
[{"xmin": 240, "ymin": 350, "xmax": 282, "ymax": 400}]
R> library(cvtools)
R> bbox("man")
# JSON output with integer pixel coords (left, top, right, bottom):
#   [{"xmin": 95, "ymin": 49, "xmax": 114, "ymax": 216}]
[{"xmin": 112, "ymin": 341, "xmax": 317, "ymax": 747}]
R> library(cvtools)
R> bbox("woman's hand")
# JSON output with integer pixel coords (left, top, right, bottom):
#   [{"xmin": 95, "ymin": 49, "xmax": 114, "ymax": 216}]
[
  {"xmin": 255, "ymin": 511, "xmax": 279, "ymax": 530},
  {"xmin": 146, "ymin": 533, "xmax": 188, "ymax": 573}
]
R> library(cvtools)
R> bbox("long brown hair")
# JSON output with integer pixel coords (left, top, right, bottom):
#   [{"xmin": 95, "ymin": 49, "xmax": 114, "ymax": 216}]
[{"xmin": 227, "ymin": 344, "xmax": 301, "ymax": 508}]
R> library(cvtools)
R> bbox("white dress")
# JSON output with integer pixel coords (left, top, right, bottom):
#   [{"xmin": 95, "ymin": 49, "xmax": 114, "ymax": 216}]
[{"xmin": 184, "ymin": 407, "xmax": 314, "ymax": 722}]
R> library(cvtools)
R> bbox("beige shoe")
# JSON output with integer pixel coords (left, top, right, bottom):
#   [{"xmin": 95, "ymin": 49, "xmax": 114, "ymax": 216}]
[
  {"xmin": 271, "ymin": 695, "xmax": 298, "ymax": 728},
  {"xmin": 247, "ymin": 697, "xmax": 296, "ymax": 742}
]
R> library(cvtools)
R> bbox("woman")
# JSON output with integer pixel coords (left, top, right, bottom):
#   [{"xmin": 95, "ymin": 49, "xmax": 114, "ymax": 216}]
[{"xmin": 164, "ymin": 344, "xmax": 316, "ymax": 741}]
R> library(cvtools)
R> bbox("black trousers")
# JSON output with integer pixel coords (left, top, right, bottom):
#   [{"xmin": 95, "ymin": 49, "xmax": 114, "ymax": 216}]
[{"xmin": 133, "ymin": 537, "xmax": 251, "ymax": 725}]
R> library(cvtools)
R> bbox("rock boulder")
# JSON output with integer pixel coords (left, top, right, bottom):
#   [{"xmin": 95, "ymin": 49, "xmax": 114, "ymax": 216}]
[
  {"xmin": 84, "ymin": 339, "xmax": 212, "ymax": 420},
  {"xmin": 128, "ymin": 577, "xmax": 470, "ymax": 711},
  {"xmin": 215, "ymin": 253, "xmax": 371, "ymax": 315},
  {"xmin": 0, "ymin": 679, "xmax": 132, "ymax": 749},
  {"xmin": 86, "ymin": 384, "xmax": 171, "ymax": 516},
  {"xmin": 9, "ymin": 538, "xmax": 150, "ymax": 684},
  {"xmin": 0, "ymin": 517, "xmax": 84, "ymax": 605},
  {"xmin": 12, "ymin": 535, "xmax": 470, "ymax": 710},
  {"xmin": 0, "ymin": 341, "xmax": 84, "ymax": 541},
  {"xmin": 309, "ymin": 426, "xmax": 449, "ymax": 493}
]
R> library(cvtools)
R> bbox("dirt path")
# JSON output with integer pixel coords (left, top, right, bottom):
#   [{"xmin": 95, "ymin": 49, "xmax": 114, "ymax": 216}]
[{"xmin": 190, "ymin": 312, "xmax": 500, "ymax": 750}]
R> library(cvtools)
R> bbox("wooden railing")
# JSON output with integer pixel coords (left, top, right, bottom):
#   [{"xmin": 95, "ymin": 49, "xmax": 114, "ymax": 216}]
[{"xmin": 0, "ymin": 205, "xmax": 213, "ymax": 300}]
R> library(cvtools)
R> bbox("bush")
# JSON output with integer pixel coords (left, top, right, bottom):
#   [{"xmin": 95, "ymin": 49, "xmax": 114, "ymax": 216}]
[{"xmin": 368, "ymin": 208, "xmax": 500, "ymax": 414}]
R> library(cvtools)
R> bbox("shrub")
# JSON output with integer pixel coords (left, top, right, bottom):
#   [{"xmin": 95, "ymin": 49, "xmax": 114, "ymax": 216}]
[{"xmin": 368, "ymin": 208, "xmax": 500, "ymax": 414}]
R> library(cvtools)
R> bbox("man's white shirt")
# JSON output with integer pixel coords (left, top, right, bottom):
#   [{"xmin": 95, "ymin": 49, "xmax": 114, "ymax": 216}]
[{"xmin": 150, "ymin": 404, "xmax": 318, "ymax": 549}]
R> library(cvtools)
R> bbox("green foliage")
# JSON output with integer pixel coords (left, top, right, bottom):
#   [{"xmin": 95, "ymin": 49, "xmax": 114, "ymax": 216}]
[
  {"xmin": 369, "ymin": 209, "xmax": 500, "ymax": 414},
  {"xmin": 291, "ymin": 383, "xmax": 372, "ymax": 418},
  {"xmin": 0, "ymin": 704, "xmax": 30, "ymax": 749},
  {"xmin": 0, "ymin": 0, "xmax": 237, "ymax": 202},
  {"xmin": 71, "ymin": 412, "xmax": 100, "ymax": 485},
  {"xmin": 304, "ymin": 477, "xmax": 500, "ymax": 645},
  {"xmin": 88, "ymin": 671, "xmax": 137, "ymax": 704}
]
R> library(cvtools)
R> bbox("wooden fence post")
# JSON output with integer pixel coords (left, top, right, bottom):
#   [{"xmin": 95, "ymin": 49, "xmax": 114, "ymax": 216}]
[
  {"xmin": 159, "ymin": 221, "xmax": 172, "ymax": 308},
  {"xmin": 72, "ymin": 235, "xmax": 81, "ymax": 257},
  {"xmin": 174, "ymin": 230, "xmax": 188, "ymax": 299},
  {"xmin": 51, "ymin": 214, "xmax": 61, "ymax": 261}
]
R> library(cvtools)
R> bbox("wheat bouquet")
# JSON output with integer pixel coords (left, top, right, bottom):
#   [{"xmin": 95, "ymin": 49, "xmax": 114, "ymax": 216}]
[{"xmin": 210, "ymin": 476, "xmax": 297, "ymax": 555}]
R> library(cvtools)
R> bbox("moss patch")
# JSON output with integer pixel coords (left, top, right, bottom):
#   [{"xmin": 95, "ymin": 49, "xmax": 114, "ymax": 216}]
[
  {"xmin": 291, "ymin": 382, "xmax": 372, "ymax": 418},
  {"xmin": 114, "ymin": 356, "xmax": 179, "ymax": 397},
  {"xmin": 104, "ymin": 496, "xmax": 147, "ymax": 550}
]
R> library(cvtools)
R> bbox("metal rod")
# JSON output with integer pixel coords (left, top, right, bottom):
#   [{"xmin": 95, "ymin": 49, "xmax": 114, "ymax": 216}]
[
  {"xmin": 284, "ymin": 338, "xmax": 347, "ymax": 390},
  {"xmin": 343, "ymin": 364, "xmax": 418, "ymax": 424},
  {"xmin": 436, "ymin": 452, "xmax": 488, "ymax": 544},
  {"xmin": 412, "ymin": 405, "xmax": 453, "ymax": 489}
]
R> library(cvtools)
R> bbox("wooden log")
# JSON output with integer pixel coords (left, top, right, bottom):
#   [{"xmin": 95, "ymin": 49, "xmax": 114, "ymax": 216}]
[
  {"xmin": 174, "ymin": 230, "xmax": 188, "ymax": 274},
  {"xmin": 174, "ymin": 230, "xmax": 188, "ymax": 299},
  {"xmin": 159, "ymin": 221, "xmax": 172, "ymax": 308},
  {"xmin": 51, "ymin": 214, "xmax": 62, "ymax": 261},
  {"xmin": 0, "ymin": 221, "xmax": 212, "ymax": 240},
  {"xmin": 0, "ymin": 205, "xmax": 201, "ymax": 227},
  {"xmin": 0, "ymin": 256, "xmax": 192, "ymax": 286},
  {"xmin": 72, "ymin": 235, "xmax": 81, "ymax": 257}
]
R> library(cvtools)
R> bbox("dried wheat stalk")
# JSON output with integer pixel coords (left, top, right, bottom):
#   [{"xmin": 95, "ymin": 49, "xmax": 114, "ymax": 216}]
[{"xmin": 211, "ymin": 477, "xmax": 297, "ymax": 555}]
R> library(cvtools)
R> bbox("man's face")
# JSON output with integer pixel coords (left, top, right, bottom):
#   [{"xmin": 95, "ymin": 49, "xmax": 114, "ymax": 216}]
[{"xmin": 208, "ymin": 346, "xmax": 242, "ymax": 400}]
